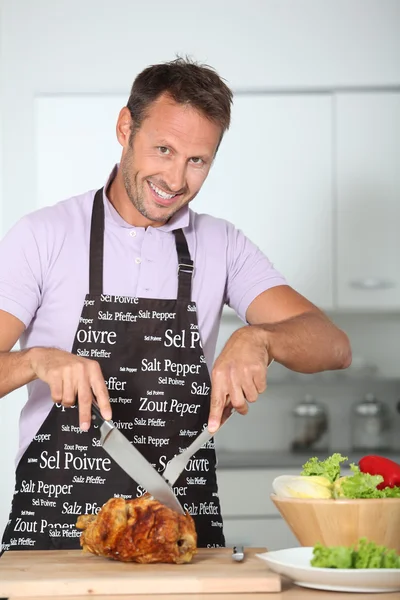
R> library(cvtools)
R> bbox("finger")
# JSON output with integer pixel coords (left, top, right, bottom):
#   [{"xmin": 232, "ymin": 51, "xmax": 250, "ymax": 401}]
[
  {"xmin": 220, "ymin": 403, "xmax": 234, "ymax": 425},
  {"xmin": 61, "ymin": 369, "xmax": 76, "ymax": 408},
  {"xmin": 228, "ymin": 370, "xmax": 248, "ymax": 415},
  {"xmin": 228, "ymin": 387, "xmax": 248, "ymax": 415},
  {"xmin": 90, "ymin": 367, "xmax": 112, "ymax": 421},
  {"xmin": 77, "ymin": 379, "xmax": 94, "ymax": 431},
  {"xmin": 241, "ymin": 380, "xmax": 259, "ymax": 404},
  {"xmin": 48, "ymin": 376, "xmax": 63, "ymax": 405},
  {"xmin": 208, "ymin": 373, "xmax": 228, "ymax": 433},
  {"xmin": 253, "ymin": 365, "xmax": 267, "ymax": 394}
]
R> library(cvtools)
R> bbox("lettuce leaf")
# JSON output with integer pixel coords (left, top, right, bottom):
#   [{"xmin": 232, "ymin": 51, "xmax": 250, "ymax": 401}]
[
  {"xmin": 311, "ymin": 542, "xmax": 353, "ymax": 568},
  {"xmin": 301, "ymin": 453, "xmax": 348, "ymax": 483},
  {"xmin": 379, "ymin": 485, "xmax": 400, "ymax": 498},
  {"xmin": 311, "ymin": 538, "xmax": 400, "ymax": 569},
  {"xmin": 383, "ymin": 549, "xmax": 400, "ymax": 568},
  {"xmin": 335, "ymin": 465, "xmax": 400, "ymax": 499},
  {"xmin": 355, "ymin": 538, "xmax": 386, "ymax": 568}
]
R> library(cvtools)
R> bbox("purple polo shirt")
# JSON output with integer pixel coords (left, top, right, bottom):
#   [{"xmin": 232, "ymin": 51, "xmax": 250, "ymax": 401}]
[{"xmin": 0, "ymin": 166, "xmax": 286, "ymax": 464}]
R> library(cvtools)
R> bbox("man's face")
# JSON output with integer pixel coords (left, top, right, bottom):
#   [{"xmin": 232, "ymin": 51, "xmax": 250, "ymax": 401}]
[{"xmin": 119, "ymin": 94, "xmax": 222, "ymax": 225}]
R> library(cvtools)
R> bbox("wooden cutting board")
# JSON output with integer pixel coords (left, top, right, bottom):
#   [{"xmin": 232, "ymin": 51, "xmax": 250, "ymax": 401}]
[{"xmin": 0, "ymin": 547, "xmax": 281, "ymax": 596}]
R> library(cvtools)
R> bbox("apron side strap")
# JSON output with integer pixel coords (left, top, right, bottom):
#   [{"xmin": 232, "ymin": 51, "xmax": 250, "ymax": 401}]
[{"xmin": 173, "ymin": 229, "xmax": 194, "ymax": 301}]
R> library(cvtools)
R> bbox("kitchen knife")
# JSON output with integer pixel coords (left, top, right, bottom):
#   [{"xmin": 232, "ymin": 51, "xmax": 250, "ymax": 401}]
[
  {"xmin": 91, "ymin": 403, "xmax": 185, "ymax": 515},
  {"xmin": 163, "ymin": 407, "xmax": 236, "ymax": 486},
  {"xmin": 163, "ymin": 360, "xmax": 274, "ymax": 486}
]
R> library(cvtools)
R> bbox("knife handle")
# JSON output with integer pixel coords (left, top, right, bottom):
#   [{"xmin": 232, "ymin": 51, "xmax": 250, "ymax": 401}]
[
  {"xmin": 74, "ymin": 392, "xmax": 108, "ymax": 427},
  {"xmin": 91, "ymin": 401, "xmax": 106, "ymax": 426},
  {"xmin": 232, "ymin": 546, "xmax": 245, "ymax": 562},
  {"xmin": 90, "ymin": 401, "xmax": 115, "ymax": 445}
]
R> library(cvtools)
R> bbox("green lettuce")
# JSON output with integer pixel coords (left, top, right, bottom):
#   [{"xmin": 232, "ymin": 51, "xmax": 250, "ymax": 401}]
[
  {"xmin": 383, "ymin": 549, "xmax": 400, "ymax": 568},
  {"xmin": 301, "ymin": 453, "xmax": 348, "ymax": 483},
  {"xmin": 311, "ymin": 538, "xmax": 400, "ymax": 569},
  {"xmin": 311, "ymin": 542, "xmax": 353, "ymax": 568},
  {"xmin": 334, "ymin": 465, "xmax": 400, "ymax": 499},
  {"xmin": 378, "ymin": 485, "xmax": 400, "ymax": 498},
  {"xmin": 355, "ymin": 538, "xmax": 387, "ymax": 568}
]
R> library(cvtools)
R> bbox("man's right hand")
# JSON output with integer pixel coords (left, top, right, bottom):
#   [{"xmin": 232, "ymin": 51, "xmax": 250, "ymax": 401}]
[
  {"xmin": 29, "ymin": 347, "xmax": 112, "ymax": 431},
  {"xmin": 0, "ymin": 310, "xmax": 111, "ymax": 430}
]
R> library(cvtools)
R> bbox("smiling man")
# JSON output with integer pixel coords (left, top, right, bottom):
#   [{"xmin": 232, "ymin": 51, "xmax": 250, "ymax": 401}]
[
  {"xmin": 0, "ymin": 57, "xmax": 351, "ymax": 552},
  {"xmin": 114, "ymin": 92, "xmax": 220, "ymax": 225}
]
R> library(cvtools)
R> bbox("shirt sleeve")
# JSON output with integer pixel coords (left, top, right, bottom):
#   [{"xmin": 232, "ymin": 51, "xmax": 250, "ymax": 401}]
[
  {"xmin": 225, "ymin": 224, "xmax": 287, "ymax": 322},
  {"xmin": 0, "ymin": 216, "xmax": 43, "ymax": 327}
]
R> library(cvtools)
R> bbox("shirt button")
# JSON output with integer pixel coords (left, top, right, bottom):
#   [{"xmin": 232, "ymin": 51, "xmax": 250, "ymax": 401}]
[
  {"xmin": 135, "ymin": 257, "xmax": 142, "ymax": 264},
  {"xmin": 129, "ymin": 230, "xmax": 136, "ymax": 237}
]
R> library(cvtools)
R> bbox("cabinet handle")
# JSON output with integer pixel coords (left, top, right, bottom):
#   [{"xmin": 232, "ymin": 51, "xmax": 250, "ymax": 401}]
[{"xmin": 349, "ymin": 278, "xmax": 395, "ymax": 290}]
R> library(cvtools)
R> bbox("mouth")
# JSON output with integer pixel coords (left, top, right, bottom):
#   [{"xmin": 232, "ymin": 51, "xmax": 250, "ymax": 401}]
[{"xmin": 147, "ymin": 180, "xmax": 182, "ymax": 207}]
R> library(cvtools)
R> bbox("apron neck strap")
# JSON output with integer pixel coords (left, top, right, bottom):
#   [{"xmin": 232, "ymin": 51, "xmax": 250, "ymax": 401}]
[
  {"xmin": 89, "ymin": 188, "xmax": 105, "ymax": 295},
  {"xmin": 89, "ymin": 189, "xmax": 194, "ymax": 301}
]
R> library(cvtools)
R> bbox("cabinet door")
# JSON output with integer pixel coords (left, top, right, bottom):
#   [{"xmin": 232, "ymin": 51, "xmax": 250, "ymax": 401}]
[
  {"xmin": 217, "ymin": 468, "xmax": 287, "ymax": 517},
  {"xmin": 197, "ymin": 94, "xmax": 334, "ymax": 309},
  {"xmin": 217, "ymin": 469, "xmax": 299, "ymax": 550},
  {"xmin": 336, "ymin": 93, "xmax": 400, "ymax": 309},
  {"xmin": 222, "ymin": 517, "xmax": 299, "ymax": 551}
]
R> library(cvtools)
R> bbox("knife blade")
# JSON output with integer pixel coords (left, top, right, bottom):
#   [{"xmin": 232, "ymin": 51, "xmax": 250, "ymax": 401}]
[
  {"xmin": 162, "ymin": 360, "xmax": 275, "ymax": 486},
  {"xmin": 163, "ymin": 407, "xmax": 236, "ymax": 486},
  {"xmin": 91, "ymin": 403, "xmax": 185, "ymax": 514}
]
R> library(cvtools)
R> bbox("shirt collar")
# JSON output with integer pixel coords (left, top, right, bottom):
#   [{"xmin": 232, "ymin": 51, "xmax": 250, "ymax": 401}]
[{"xmin": 102, "ymin": 164, "xmax": 190, "ymax": 232}]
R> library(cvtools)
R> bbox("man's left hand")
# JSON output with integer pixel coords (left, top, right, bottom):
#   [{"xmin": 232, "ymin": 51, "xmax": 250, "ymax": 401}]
[{"xmin": 208, "ymin": 326, "xmax": 269, "ymax": 433}]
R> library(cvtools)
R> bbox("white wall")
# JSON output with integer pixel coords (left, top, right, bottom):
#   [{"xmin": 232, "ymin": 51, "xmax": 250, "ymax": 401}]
[
  {"xmin": 1, "ymin": 0, "xmax": 400, "ymax": 229},
  {"xmin": 0, "ymin": 0, "xmax": 399, "ymax": 538}
]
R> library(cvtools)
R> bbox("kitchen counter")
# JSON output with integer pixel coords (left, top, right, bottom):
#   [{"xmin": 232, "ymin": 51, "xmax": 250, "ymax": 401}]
[
  {"xmin": 1, "ymin": 548, "xmax": 399, "ymax": 600},
  {"xmin": 216, "ymin": 449, "xmax": 400, "ymax": 470},
  {"xmin": 6, "ymin": 588, "xmax": 400, "ymax": 599}
]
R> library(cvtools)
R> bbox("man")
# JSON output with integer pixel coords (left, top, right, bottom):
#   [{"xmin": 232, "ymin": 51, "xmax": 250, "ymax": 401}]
[{"xmin": 0, "ymin": 58, "xmax": 351, "ymax": 551}]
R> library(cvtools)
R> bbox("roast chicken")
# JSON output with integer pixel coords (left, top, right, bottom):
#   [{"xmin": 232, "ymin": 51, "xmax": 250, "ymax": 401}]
[{"xmin": 76, "ymin": 494, "xmax": 197, "ymax": 564}]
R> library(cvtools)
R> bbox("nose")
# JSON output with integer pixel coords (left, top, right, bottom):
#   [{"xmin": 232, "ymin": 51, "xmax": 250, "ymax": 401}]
[{"xmin": 165, "ymin": 159, "xmax": 187, "ymax": 194}]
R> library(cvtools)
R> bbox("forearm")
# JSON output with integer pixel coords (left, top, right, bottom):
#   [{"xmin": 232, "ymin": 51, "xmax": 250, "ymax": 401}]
[
  {"xmin": 253, "ymin": 311, "xmax": 352, "ymax": 373},
  {"xmin": 0, "ymin": 348, "xmax": 37, "ymax": 398}
]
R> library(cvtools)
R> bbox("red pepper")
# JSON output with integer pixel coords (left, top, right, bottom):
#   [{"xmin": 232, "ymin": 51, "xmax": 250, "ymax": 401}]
[{"xmin": 359, "ymin": 455, "xmax": 400, "ymax": 490}]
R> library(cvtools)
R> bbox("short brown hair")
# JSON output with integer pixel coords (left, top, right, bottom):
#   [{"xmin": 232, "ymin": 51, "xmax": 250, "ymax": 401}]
[{"xmin": 126, "ymin": 57, "xmax": 233, "ymax": 138}]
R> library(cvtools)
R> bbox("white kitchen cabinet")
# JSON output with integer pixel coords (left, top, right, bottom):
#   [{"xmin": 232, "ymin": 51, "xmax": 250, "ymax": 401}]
[
  {"xmin": 216, "ymin": 468, "xmax": 299, "ymax": 550},
  {"xmin": 217, "ymin": 468, "xmax": 285, "ymax": 517},
  {"xmin": 336, "ymin": 92, "xmax": 400, "ymax": 310},
  {"xmin": 197, "ymin": 94, "xmax": 334, "ymax": 310},
  {"xmin": 222, "ymin": 517, "xmax": 298, "ymax": 551},
  {"xmin": 35, "ymin": 93, "xmax": 333, "ymax": 309}
]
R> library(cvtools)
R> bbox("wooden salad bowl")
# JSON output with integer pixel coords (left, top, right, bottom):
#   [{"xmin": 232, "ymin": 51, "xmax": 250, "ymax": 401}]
[{"xmin": 271, "ymin": 494, "xmax": 400, "ymax": 551}]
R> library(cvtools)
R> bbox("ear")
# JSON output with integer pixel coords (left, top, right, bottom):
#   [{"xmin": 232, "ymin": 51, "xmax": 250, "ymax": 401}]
[{"xmin": 116, "ymin": 107, "xmax": 133, "ymax": 148}]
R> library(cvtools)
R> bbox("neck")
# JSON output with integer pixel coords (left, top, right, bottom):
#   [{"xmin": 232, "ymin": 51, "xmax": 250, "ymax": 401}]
[{"xmin": 107, "ymin": 169, "xmax": 166, "ymax": 228}]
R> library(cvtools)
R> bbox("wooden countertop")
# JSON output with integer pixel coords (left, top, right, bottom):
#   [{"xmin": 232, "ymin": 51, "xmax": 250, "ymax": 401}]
[
  {"xmin": 7, "ymin": 589, "xmax": 400, "ymax": 600},
  {"xmin": 1, "ymin": 547, "xmax": 399, "ymax": 599}
]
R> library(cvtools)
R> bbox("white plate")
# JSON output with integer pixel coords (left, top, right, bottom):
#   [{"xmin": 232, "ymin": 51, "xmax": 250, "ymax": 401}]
[{"xmin": 256, "ymin": 547, "xmax": 400, "ymax": 593}]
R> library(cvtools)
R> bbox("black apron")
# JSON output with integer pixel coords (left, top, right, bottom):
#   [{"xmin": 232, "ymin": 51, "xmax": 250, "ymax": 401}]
[{"xmin": 1, "ymin": 189, "xmax": 224, "ymax": 552}]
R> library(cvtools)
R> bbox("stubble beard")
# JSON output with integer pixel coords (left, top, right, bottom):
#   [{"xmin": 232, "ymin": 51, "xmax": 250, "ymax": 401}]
[{"xmin": 121, "ymin": 144, "xmax": 180, "ymax": 224}]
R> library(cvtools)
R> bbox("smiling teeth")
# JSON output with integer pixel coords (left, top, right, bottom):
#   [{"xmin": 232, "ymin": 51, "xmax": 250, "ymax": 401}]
[{"xmin": 149, "ymin": 181, "xmax": 176, "ymax": 200}]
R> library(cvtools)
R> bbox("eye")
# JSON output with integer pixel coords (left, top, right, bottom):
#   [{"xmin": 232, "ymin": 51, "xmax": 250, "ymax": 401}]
[
  {"xmin": 158, "ymin": 146, "xmax": 170, "ymax": 155},
  {"xmin": 190, "ymin": 157, "xmax": 204, "ymax": 166}
]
